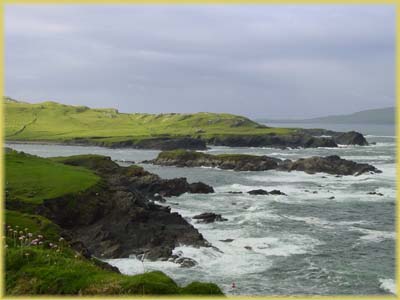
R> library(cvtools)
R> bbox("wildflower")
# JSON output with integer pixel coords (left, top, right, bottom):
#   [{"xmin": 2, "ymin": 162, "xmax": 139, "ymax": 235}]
[
  {"xmin": 59, "ymin": 237, "xmax": 64, "ymax": 242},
  {"xmin": 39, "ymin": 241, "xmax": 43, "ymax": 245},
  {"xmin": 53, "ymin": 244, "xmax": 58, "ymax": 248},
  {"xmin": 38, "ymin": 235, "xmax": 43, "ymax": 239},
  {"xmin": 19, "ymin": 231, "xmax": 23, "ymax": 235},
  {"xmin": 74, "ymin": 254, "xmax": 79, "ymax": 258},
  {"xmin": 27, "ymin": 233, "xmax": 33, "ymax": 238},
  {"xmin": 5, "ymin": 244, "xmax": 8, "ymax": 248},
  {"xmin": 18, "ymin": 236, "xmax": 25, "ymax": 240},
  {"xmin": 56, "ymin": 249, "xmax": 60, "ymax": 253},
  {"xmin": 24, "ymin": 228, "xmax": 28, "ymax": 232},
  {"xmin": 8, "ymin": 229, "xmax": 13, "ymax": 232},
  {"xmin": 25, "ymin": 253, "xmax": 30, "ymax": 257},
  {"xmin": 49, "ymin": 243, "xmax": 53, "ymax": 247}
]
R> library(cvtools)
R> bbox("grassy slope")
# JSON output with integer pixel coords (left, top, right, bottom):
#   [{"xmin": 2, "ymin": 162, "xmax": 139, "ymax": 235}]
[
  {"xmin": 6, "ymin": 150, "xmax": 100, "ymax": 204},
  {"xmin": 5, "ymin": 98, "xmax": 293, "ymax": 144},
  {"xmin": 4, "ymin": 151, "xmax": 223, "ymax": 295}
]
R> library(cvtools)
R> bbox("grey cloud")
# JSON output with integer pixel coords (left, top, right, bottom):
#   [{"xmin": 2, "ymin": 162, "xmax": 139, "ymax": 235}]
[{"xmin": 5, "ymin": 4, "xmax": 395, "ymax": 118}]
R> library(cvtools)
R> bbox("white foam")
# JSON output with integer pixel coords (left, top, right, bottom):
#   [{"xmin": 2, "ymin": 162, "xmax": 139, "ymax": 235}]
[
  {"xmin": 379, "ymin": 278, "xmax": 396, "ymax": 294},
  {"xmin": 352, "ymin": 228, "xmax": 395, "ymax": 242}
]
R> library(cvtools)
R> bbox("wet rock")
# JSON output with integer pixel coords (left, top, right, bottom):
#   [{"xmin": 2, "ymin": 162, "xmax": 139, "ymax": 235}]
[
  {"xmin": 38, "ymin": 154, "xmax": 210, "ymax": 261},
  {"xmin": 247, "ymin": 189, "xmax": 286, "ymax": 196},
  {"xmin": 244, "ymin": 246, "xmax": 253, "ymax": 250},
  {"xmin": 175, "ymin": 257, "xmax": 198, "ymax": 268},
  {"xmin": 227, "ymin": 191, "xmax": 243, "ymax": 194},
  {"xmin": 189, "ymin": 182, "xmax": 214, "ymax": 194},
  {"xmin": 193, "ymin": 212, "xmax": 228, "ymax": 223},
  {"xmin": 278, "ymin": 155, "xmax": 381, "ymax": 176},
  {"xmin": 328, "ymin": 196, "xmax": 335, "ymax": 200},
  {"xmin": 367, "ymin": 191, "xmax": 384, "ymax": 196},
  {"xmin": 220, "ymin": 239, "xmax": 234, "ymax": 243},
  {"xmin": 248, "ymin": 189, "xmax": 269, "ymax": 195},
  {"xmin": 269, "ymin": 190, "xmax": 287, "ymax": 196}
]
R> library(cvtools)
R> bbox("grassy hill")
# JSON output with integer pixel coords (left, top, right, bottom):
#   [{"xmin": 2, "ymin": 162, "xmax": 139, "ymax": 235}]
[
  {"xmin": 5, "ymin": 150, "xmax": 223, "ymax": 295},
  {"xmin": 5, "ymin": 97, "xmax": 292, "ymax": 146}
]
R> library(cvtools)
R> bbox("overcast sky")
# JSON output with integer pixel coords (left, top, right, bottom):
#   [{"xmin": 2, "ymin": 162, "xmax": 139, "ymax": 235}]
[{"xmin": 5, "ymin": 5, "xmax": 395, "ymax": 118}]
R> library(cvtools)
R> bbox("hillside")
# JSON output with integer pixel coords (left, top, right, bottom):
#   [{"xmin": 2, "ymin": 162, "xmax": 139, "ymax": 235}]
[
  {"xmin": 257, "ymin": 107, "xmax": 395, "ymax": 125},
  {"xmin": 5, "ymin": 97, "xmax": 292, "ymax": 147}
]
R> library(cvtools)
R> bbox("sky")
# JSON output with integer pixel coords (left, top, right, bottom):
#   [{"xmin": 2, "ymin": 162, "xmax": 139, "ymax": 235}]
[{"xmin": 5, "ymin": 5, "xmax": 395, "ymax": 119}]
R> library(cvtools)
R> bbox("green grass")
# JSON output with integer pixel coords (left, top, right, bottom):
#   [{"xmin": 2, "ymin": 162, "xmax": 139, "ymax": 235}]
[
  {"xmin": 5, "ymin": 97, "xmax": 293, "ymax": 145},
  {"xmin": 5, "ymin": 150, "xmax": 100, "ymax": 204},
  {"xmin": 4, "ymin": 210, "xmax": 223, "ymax": 296},
  {"xmin": 5, "ymin": 210, "xmax": 61, "ymax": 242}
]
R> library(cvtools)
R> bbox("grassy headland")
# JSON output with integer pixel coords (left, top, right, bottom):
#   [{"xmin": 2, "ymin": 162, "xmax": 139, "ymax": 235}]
[
  {"xmin": 5, "ymin": 97, "xmax": 293, "ymax": 146},
  {"xmin": 4, "ymin": 150, "xmax": 223, "ymax": 295}
]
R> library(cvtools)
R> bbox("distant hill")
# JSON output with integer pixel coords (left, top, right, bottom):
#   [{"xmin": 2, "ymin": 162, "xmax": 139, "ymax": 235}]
[
  {"xmin": 257, "ymin": 107, "xmax": 395, "ymax": 125},
  {"xmin": 4, "ymin": 97, "xmax": 292, "ymax": 147}
]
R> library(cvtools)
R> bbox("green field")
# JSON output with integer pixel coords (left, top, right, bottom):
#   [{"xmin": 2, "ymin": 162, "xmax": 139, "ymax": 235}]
[
  {"xmin": 5, "ymin": 149, "xmax": 100, "ymax": 205},
  {"xmin": 4, "ymin": 151, "xmax": 223, "ymax": 295},
  {"xmin": 5, "ymin": 97, "xmax": 293, "ymax": 145}
]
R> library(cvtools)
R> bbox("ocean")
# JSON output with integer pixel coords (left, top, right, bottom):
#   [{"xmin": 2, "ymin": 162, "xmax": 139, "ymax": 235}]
[{"xmin": 6, "ymin": 123, "xmax": 396, "ymax": 295}]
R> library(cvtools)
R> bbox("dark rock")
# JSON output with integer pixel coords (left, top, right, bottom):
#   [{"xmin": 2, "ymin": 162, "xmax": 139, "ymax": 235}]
[
  {"xmin": 193, "ymin": 212, "xmax": 228, "ymax": 223},
  {"xmin": 175, "ymin": 257, "xmax": 198, "ymax": 268},
  {"xmin": 189, "ymin": 182, "xmax": 214, "ymax": 194},
  {"xmin": 248, "ymin": 189, "xmax": 269, "ymax": 195},
  {"xmin": 297, "ymin": 129, "xmax": 368, "ymax": 146},
  {"xmin": 269, "ymin": 189, "xmax": 287, "ymax": 196},
  {"xmin": 148, "ymin": 150, "xmax": 380, "ymax": 176},
  {"xmin": 333, "ymin": 131, "xmax": 368, "ymax": 146},
  {"xmin": 328, "ymin": 196, "xmax": 335, "ymax": 200},
  {"xmin": 367, "ymin": 191, "xmax": 384, "ymax": 196},
  {"xmin": 278, "ymin": 155, "xmax": 381, "ymax": 176},
  {"xmin": 37, "ymin": 155, "xmax": 210, "ymax": 260},
  {"xmin": 206, "ymin": 133, "xmax": 338, "ymax": 149},
  {"xmin": 227, "ymin": 191, "xmax": 243, "ymax": 194},
  {"xmin": 244, "ymin": 246, "xmax": 252, "ymax": 250},
  {"xmin": 220, "ymin": 239, "xmax": 234, "ymax": 243},
  {"xmin": 247, "ymin": 189, "xmax": 286, "ymax": 196}
]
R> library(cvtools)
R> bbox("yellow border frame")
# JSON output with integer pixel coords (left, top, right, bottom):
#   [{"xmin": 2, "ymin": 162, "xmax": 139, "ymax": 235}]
[{"xmin": 0, "ymin": 1, "xmax": 398, "ymax": 300}]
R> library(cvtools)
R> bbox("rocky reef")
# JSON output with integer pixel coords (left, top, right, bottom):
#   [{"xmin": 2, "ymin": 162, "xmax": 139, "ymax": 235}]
[{"xmin": 145, "ymin": 150, "xmax": 381, "ymax": 176}]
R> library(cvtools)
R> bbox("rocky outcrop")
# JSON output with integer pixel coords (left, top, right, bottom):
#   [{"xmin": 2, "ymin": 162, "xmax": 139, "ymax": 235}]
[
  {"xmin": 143, "ymin": 150, "xmax": 280, "ymax": 171},
  {"xmin": 146, "ymin": 150, "xmax": 381, "ymax": 176},
  {"xmin": 248, "ymin": 189, "xmax": 286, "ymax": 195},
  {"xmin": 297, "ymin": 129, "xmax": 368, "ymax": 146},
  {"xmin": 278, "ymin": 155, "xmax": 381, "ymax": 175},
  {"xmin": 206, "ymin": 133, "xmax": 338, "ymax": 149},
  {"xmin": 192, "ymin": 213, "xmax": 228, "ymax": 223},
  {"xmin": 36, "ymin": 155, "xmax": 213, "ymax": 261}
]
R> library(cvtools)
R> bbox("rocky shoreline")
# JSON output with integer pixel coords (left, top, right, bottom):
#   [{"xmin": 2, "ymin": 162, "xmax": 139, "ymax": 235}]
[
  {"xmin": 144, "ymin": 150, "xmax": 381, "ymax": 176},
  {"xmin": 6, "ymin": 129, "xmax": 368, "ymax": 151},
  {"xmin": 6, "ymin": 154, "xmax": 215, "ymax": 264}
]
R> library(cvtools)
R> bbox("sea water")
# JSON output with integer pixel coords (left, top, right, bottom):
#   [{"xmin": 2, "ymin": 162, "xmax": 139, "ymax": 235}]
[{"xmin": 6, "ymin": 123, "xmax": 396, "ymax": 295}]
